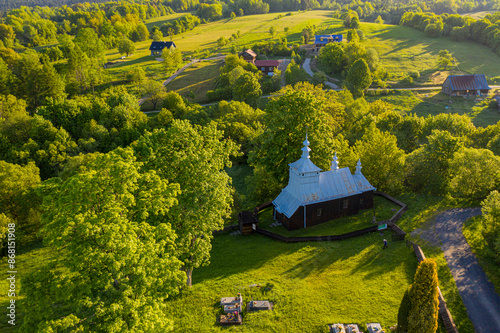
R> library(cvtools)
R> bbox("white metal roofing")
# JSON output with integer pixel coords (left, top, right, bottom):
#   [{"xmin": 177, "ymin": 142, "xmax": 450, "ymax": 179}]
[{"xmin": 272, "ymin": 144, "xmax": 375, "ymax": 218}]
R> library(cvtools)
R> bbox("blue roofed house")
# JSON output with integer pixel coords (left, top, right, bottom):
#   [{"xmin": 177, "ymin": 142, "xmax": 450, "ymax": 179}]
[
  {"xmin": 442, "ymin": 74, "xmax": 491, "ymax": 97},
  {"xmin": 272, "ymin": 136, "xmax": 375, "ymax": 230},
  {"xmin": 149, "ymin": 41, "xmax": 176, "ymax": 57},
  {"xmin": 314, "ymin": 34, "xmax": 342, "ymax": 53}
]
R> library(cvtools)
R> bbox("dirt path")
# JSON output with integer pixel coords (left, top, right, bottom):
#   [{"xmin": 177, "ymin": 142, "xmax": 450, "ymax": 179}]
[{"xmin": 415, "ymin": 208, "xmax": 500, "ymax": 333}]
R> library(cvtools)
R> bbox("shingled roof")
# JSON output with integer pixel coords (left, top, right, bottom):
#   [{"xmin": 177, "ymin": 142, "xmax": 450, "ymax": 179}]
[{"xmin": 445, "ymin": 74, "xmax": 490, "ymax": 92}]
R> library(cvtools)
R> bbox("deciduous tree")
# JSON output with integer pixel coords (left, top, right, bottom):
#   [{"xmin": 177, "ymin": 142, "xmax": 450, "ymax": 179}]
[
  {"xmin": 344, "ymin": 58, "xmax": 372, "ymax": 97},
  {"xmin": 132, "ymin": 120, "xmax": 238, "ymax": 286},
  {"xmin": 355, "ymin": 124, "xmax": 405, "ymax": 193},
  {"xmin": 21, "ymin": 148, "xmax": 184, "ymax": 332},
  {"xmin": 118, "ymin": 38, "xmax": 136, "ymax": 56},
  {"xmin": 449, "ymin": 147, "xmax": 500, "ymax": 200}
]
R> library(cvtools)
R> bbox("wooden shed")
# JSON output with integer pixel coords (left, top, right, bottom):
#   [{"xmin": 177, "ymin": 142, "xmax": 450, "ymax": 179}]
[
  {"xmin": 239, "ymin": 49, "xmax": 257, "ymax": 64},
  {"xmin": 442, "ymin": 74, "xmax": 491, "ymax": 97},
  {"xmin": 273, "ymin": 136, "xmax": 375, "ymax": 231},
  {"xmin": 238, "ymin": 211, "xmax": 258, "ymax": 235}
]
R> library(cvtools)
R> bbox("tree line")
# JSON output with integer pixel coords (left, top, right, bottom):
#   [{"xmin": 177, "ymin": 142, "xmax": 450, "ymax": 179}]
[{"xmin": 400, "ymin": 11, "xmax": 500, "ymax": 56}]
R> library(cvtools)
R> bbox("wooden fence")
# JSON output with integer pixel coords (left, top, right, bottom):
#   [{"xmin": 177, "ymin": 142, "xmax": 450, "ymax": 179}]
[{"xmin": 254, "ymin": 225, "xmax": 378, "ymax": 243}]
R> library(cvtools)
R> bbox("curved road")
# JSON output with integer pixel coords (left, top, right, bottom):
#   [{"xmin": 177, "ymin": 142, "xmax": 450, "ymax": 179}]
[{"xmin": 434, "ymin": 208, "xmax": 500, "ymax": 333}]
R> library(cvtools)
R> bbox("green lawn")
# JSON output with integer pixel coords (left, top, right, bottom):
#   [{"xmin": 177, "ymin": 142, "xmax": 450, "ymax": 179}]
[
  {"xmin": 463, "ymin": 215, "xmax": 500, "ymax": 295},
  {"xmin": 166, "ymin": 59, "xmax": 223, "ymax": 103},
  {"xmin": 167, "ymin": 230, "xmax": 417, "ymax": 332},
  {"xmin": 0, "ymin": 241, "xmax": 57, "ymax": 332},
  {"xmin": 366, "ymin": 90, "xmax": 500, "ymax": 127},
  {"xmin": 258, "ymin": 195, "xmax": 400, "ymax": 237}
]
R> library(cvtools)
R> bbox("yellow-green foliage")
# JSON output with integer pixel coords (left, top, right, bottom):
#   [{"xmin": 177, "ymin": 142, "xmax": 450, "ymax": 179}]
[{"xmin": 408, "ymin": 259, "xmax": 440, "ymax": 333}]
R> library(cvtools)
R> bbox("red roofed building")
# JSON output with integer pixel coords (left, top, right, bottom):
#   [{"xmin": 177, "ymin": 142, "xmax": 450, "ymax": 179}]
[
  {"xmin": 442, "ymin": 74, "xmax": 491, "ymax": 97},
  {"xmin": 255, "ymin": 60, "xmax": 279, "ymax": 75}
]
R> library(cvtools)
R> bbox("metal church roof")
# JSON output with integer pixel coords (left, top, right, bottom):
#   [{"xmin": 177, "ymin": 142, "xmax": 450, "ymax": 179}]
[
  {"xmin": 445, "ymin": 74, "xmax": 490, "ymax": 91},
  {"xmin": 273, "ymin": 141, "xmax": 375, "ymax": 218}
]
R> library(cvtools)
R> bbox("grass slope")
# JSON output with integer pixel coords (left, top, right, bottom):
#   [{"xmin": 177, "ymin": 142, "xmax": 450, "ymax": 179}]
[
  {"xmin": 166, "ymin": 59, "xmax": 223, "ymax": 103},
  {"xmin": 366, "ymin": 90, "xmax": 500, "ymax": 127},
  {"xmin": 362, "ymin": 23, "xmax": 500, "ymax": 80}
]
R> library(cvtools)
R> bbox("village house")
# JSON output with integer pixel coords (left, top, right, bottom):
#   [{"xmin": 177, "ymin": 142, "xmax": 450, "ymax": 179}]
[
  {"xmin": 442, "ymin": 74, "xmax": 491, "ymax": 97},
  {"xmin": 272, "ymin": 136, "xmax": 375, "ymax": 230},
  {"xmin": 149, "ymin": 41, "xmax": 176, "ymax": 57},
  {"xmin": 254, "ymin": 60, "xmax": 280, "ymax": 76},
  {"xmin": 314, "ymin": 34, "xmax": 343, "ymax": 53}
]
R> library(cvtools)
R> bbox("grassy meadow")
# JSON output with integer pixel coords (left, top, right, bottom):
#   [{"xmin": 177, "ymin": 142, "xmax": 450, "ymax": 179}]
[
  {"xmin": 166, "ymin": 59, "xmax": 223, "ymax": 103},
  {"xmin": 360, "ymin": 22, "xmax": 500, "ymax": 81},
  {"xmin": 365, "ymin": 89, "xmax": 500, "ymax": 127}
]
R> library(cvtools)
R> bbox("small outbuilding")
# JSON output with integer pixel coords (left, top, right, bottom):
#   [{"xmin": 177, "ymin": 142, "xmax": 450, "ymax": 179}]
[
  {"xmin": 272, "ymin": 136, "xmax": 375, "ymax": 230},
  {"xmin": 149, "ymin": 41, "xmax": 176, "ymax": 57},
  {"xmin": 314, "ymin": 34, "xmax": 342, "ymax": 53},
  {"xmin": 239, "ymin": 49, "xmax": 257, "ymax": 63},
  {"xmin": 442, "ymin": 74, "xmax": 491, "ymax": 97}
]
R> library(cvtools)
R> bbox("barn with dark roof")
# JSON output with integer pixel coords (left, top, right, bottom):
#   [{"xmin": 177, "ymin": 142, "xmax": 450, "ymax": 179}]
[
  {"xmin": 442, "ymin": 74, "xmax": 491, "ymax": 97},
  {"xmin": 272, "ymin": 136, "xmax": 375, "ymax": 230}
]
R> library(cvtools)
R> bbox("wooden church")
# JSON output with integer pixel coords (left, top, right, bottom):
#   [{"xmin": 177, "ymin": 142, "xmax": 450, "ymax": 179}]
[{"xmin": 272, "ymin": 136, "xmax": 375, "ymax": 230}]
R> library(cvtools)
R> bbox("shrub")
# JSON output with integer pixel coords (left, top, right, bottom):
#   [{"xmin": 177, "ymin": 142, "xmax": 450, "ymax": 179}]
[
  {"xmin": 400, "ymin": 76, "xmax": 413, "ymax": 84},
  {"xmin": 409, "ymin": 70, "xmax": 420, "ymax": 79},
  {"xmin": 408, "ymin": 259, "xmax": 439, "ymax": 333},
  {"xmin": 207, "ymin": 87, "xmax": 233, "ymax": 102}
]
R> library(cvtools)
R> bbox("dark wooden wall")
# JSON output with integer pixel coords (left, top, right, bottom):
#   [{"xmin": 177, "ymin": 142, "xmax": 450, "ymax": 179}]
[{"xmin": 275, "ymin": 191, "xmax": 374, "ymax": 230}]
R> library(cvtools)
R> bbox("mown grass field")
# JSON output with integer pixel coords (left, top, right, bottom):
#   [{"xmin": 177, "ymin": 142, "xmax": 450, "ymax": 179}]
[
  {"xmin": 365, "ymin": 89, "xmax": 500, "ymax": 127},
  {"xmin": 361, "ymin": 22, "xmax": 500, "ymax": 80},
  {"xmin": 166, "ymin": 59, "xmax": 223, "ymax": 102}
]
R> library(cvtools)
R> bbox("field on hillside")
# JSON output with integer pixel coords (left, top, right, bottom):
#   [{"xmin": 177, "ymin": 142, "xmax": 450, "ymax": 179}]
[
  {"xmin": 366, "ymin": 89, "xmax": 500, "ymax": 127},
  {"xmin": 361, "ymin": 22, "xmax": 500, "ymax": 81},
  {"xmin": 166, "ymin": 59, "xmax": 223, "ymax": 103}
]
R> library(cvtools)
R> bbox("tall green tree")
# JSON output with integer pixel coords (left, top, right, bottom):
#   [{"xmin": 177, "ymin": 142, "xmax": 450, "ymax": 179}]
[
  {"xmin": 12, "ymin": 52, "xmax": 65, "ymax": 113},
  {"xmin": 449, "ymin": 147, "xmax": 500, "ymax": 200},
  {"xmin": 117, "ymin": 38, "xmax": 136, "ymax": 56},
  {"xmin": 318, "ymin": 42, "xmax": 345, "ymax": 74},
  {"xmin": 132, "ymin": 120, "xmax": 238, "ymax": 286},
  {"xmin": 344, "ymin": 58, "xmax": 372, "ymax": 97},
  {"xmin": 355, "ymin": 124, "xmax": 405, "ymax": 193},
  {"xmin": 408, "ymin": 259, "xmax": 439, "ymax": 333},
  {"xmin": 406, "ymin": 130, "xmax": 464, "ymax": 194},
  {"xmin": 162, "ymin": 47, "xmax": 182, "ymax": 72},
  {"xmin": 250, "ymin": 87, "xmax": 337, "ymax": 186},
  {"xmin": 21, "ymin": 148, "xmax": 184, "ymax": 332},
  {"xmin": 438, "ymin": 49, "xmax": 454, "ymax": 69},
  {"xmin": 232, "ymin": 72, "xmax": 262, "ymax": 108}
]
